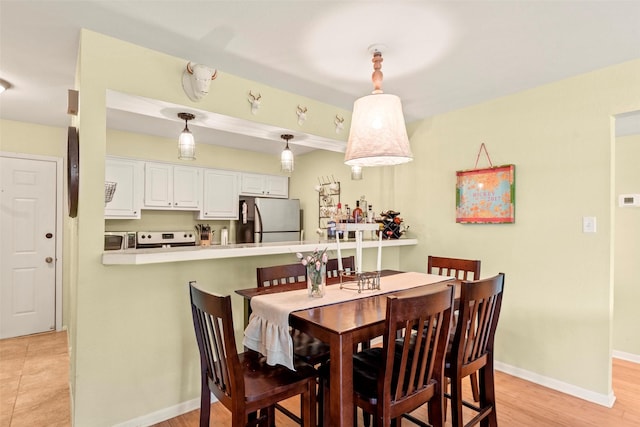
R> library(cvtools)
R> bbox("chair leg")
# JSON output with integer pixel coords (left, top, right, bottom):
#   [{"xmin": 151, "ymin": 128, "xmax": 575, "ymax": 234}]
[
  {"xmin": 363, "ymin": 410, "xmax": 371, "ymax": 427},
  {"xmin": 480, "ymin": 362, "xmax": 498, "ymax": 427},
  {"xmin": 317, "ymin": 378, "xmax": 323, "ymax": 427},
  {"xmin": 470, "ymin": 372, "xmax": 480, "ymax": 402},
  {"xmin": 450, "ymin": 375, "xmax": 464, "ymax": 427},
  {"xmin": 199, "ymin": 377, "xmax": 210, "ymax": 427},
  {"xmin": 322, "ymin": 376, "xmax": 330, "ymax": 426},
  {"xmin": 301, "ymin": 380, "xmax": 316, "ymax": 427},
  {"xmin": 427, "ymin": 381, "xmax": 445, "ymax": 427},
  {"xmin": 267, "ymin": 406, "xmax": 276, "ymax": 427}
]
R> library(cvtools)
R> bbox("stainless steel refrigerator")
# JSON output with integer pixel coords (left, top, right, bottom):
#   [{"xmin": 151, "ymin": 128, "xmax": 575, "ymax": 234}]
[{"xmin": 236, "ymin": 197, "xmax": 301, "ymax": 243}]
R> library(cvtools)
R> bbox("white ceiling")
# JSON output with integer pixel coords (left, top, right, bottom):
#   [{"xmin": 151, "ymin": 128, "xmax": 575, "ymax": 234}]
[{"xmin": 1, "ymin": 1, "xmax": 640, "ymax": 155}]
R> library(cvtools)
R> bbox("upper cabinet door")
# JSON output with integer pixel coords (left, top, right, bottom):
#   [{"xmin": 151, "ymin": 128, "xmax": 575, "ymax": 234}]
[
  {"xmin": 240, "ymin": 173, "xmax": 288, "ymax": 198},
  {"xmin": 144, "ymin": 162, "xmax": 173, "ymax": 208},
  {"xmin": 264, "ymin": 175, "xmax": 288, "ymax": 198},
  {"xmin": 172, "ymin": 166, "xmax": 201, "ymax": 209},
  {"xmin": 240, "ymin": 173, "xmax": 266, "ymax": 196},
  {"xmin": 144, "ymin": 162, "xmax": 201, "ymax": 210},
  {"xmin": 198, "ymin": 169, "xmax": 240, "ymax": 220},
  {"xmin": 105, "ymin": 157, "xmax": 143, "ymax": 219}
]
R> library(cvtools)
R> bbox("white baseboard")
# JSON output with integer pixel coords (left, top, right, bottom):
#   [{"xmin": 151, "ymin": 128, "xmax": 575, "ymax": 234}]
[
  {"xmin": 113, "ymin": 394, "xmax": 218, "ymax": 427},
  {"xmin": 494, "ymin": 361, "xmax": 616, "ymax": 408},
  {"xmin": 613, "ymin": 350, "xmax": 640, "ymax": 364}
]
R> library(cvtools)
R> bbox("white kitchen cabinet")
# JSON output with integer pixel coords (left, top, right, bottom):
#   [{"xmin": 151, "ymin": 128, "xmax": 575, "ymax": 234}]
[
  {"xmin": 198, "ymin": 169, "xmax": 240, "ymax": 219},
  {"xmin": 144, "ymin": 162, "xmax": 202, "ymax": 210},
  {"xmin": 240, "ymin": 173, "xmax": 288, "ymax": 198},
  {"xmin": 105, "ymin": 157, "xmax": 144, "ymax": 219}
]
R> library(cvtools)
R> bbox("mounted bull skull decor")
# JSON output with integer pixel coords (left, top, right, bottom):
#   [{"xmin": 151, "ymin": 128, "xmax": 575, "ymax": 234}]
[{"xmin": 182, "ymin": 62, "xmax": 218, "ymax": 102}]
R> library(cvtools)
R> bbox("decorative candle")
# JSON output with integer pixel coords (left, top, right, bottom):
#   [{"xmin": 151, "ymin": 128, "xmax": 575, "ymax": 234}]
[
  {"xmin": 356, "ymin": 231, "xmax": 362, "ymax": 273},
  {"xmin": 376, "ymin": 231, "xmax": 382, "ymax": 271},
  {"xmin": 336, "ymin": 231, "xmax": 343, "ymax": 271}
]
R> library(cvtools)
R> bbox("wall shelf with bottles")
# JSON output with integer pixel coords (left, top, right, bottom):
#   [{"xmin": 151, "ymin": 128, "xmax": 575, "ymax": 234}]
[{"xmin": 318, "ymin": 180, "xmax": 340, "ymax": 230}]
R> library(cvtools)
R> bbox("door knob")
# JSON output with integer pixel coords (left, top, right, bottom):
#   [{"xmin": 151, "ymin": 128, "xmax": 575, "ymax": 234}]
[
  {"xmin": 45, "ymin": 257, "xmax": 53, "ymax": 263},
  {"xmin": 46, "ymin": 233, "xmax": 53, "ymax": 239}
]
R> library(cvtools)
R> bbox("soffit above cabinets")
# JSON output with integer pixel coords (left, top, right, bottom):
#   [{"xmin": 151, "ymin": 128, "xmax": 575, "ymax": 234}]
[{"xmin": 106, "ymin": 90, "xmax": 347, "ymax": 156}]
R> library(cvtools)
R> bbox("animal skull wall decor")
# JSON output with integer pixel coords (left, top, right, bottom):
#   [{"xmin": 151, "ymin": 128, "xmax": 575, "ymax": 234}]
[
  {"xmin": 296, "ymin": 105, "xmax": 307, "ymax": 126},
  {"xmin": 334, "ymin": 115, "xmax": 345, "ymax": 133},
  {"xmin": 248, "ymin": 91, "xmax": 261, "ymax": 114},
  {"xmin": 182, "ymin": 62, "xmax": 218, "ymax": 102}
]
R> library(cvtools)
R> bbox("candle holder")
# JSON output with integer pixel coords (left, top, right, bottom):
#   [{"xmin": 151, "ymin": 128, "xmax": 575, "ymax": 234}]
[{"xmin": 339, "ymin": 270, "xmax": 381, "ymax": 293}]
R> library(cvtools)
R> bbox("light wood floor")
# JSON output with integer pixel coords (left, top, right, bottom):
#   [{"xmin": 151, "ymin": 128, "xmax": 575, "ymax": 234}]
[
  {"xmin": 1, "ymin": 331, "xmax": 638, "ymax": 426},
  {"xmin": 154, "ymin": 359, "xmax": 640, "ymax": 427}
]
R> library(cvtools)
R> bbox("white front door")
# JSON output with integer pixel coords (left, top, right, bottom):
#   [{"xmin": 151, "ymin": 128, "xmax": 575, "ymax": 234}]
[{"xmin": 1, "ymin": 156, "xmax": 57, "ymax": 338}]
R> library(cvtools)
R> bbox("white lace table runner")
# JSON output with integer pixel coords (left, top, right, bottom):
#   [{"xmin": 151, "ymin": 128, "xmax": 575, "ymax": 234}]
[{"xmin": 242, "ymin": 272, "xmax": 452, "ymax": 370}]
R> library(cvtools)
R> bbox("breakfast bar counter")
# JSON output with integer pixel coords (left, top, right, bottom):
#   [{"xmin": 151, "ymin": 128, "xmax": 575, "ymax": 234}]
[{"xmin": 102, "ymin": 238, "xmax": 418, "ymax": 265}]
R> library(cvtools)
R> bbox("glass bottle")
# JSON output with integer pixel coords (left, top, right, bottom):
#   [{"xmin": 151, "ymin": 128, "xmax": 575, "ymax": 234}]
[
  {"xmin": 352, "ymin": 200, "xmax": 363, "ymax": 223},
  {"xmin": 359, "ymin": 195, "xmax": 368, "ymax": 221},
  {"xmin": 368, "ymin": 205, "xmax": 375, "ymax": 239}
]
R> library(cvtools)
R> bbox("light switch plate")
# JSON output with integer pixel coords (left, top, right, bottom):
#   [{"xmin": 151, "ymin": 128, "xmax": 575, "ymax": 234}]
[{"xmin": 583, "ymin": 216, "xmax": 597, "ymax": 233}]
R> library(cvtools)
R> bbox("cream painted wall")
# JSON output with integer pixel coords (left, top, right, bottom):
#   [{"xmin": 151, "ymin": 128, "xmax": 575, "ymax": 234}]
[
  {"xmin": 613, "ymin": 133, "xmax": 640, "ymax": 355},
  {"xmin": 0, "ymin": 120, "xmax": 72, "ymax": 336},
  {"xmin": 399, "ymin": 59, "xmax": 640, "ymax": 397},
  {"xmin": 71, "ymin": 30, "xmax": 369, "ymax": 426}
]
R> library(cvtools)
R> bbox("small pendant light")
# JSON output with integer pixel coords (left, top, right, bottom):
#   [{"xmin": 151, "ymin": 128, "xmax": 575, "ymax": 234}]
[
  {"xmin": 177, "ymin": 112, "xmax": 196, "ymax": 160},
  {"xmin": 351, "ymin": 165, "xmax": 363, "ymax": 180},
  {"xmin": 280, "ymin": 134, "xmax": 294, "ymax": 172}
]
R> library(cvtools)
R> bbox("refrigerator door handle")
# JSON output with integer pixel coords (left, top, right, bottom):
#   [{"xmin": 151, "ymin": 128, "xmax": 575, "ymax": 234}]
[{"xmin": 254, "ymin": 205, "xmax": 264, "ymax": 243}]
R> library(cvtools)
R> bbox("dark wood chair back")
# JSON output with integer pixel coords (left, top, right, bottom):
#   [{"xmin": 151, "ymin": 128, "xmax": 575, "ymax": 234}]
[
  {"xmin": 190, "ymin": 283, "xmax": 241, "ymax": 411},
  {"xmin": 447, "ymin": 273, "xmax": 505, "ymax": 427},
  {"xmin": 189, "ymin": 282, "xmax": 316, "ymax": 427},
  {"xmin": 257, "ymin": 262, "xmax": 306, "ymax": 287},
  {"xmin": 326, "ymin": 256, "xmax": 355, "ymax": 280},
  {"xmin": 428, "ymin": 256, "xmax": 481, "ymax": 281},
  {"xmin": 353, "ymin": 286, "xmax": 454, "ymax": 426}
]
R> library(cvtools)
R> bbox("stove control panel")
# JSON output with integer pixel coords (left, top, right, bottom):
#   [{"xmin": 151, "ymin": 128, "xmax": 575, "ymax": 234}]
[{"xmin": 136, "ymin": 231, "xmax": 196, "ymax": 247}]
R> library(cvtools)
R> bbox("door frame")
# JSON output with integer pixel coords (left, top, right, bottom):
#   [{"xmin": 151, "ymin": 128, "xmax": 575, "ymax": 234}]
[{"xmin": 1, "ymin": 151, "xmax": 63, "ymax": 332}]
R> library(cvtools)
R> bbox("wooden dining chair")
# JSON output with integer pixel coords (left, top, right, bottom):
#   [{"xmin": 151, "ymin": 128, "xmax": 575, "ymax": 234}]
[
  {"xmin": 189, "ymin": 282, "xmax": 317, "ymax": 427},
  {"xmin": 428, "ymin": 255, "xmax": 482, "ymax": 402},
  {"xmin": 323, "ymin": 286, "xmax": 454, "ymax": 427},
  {"xmin": 445, "ymin": 273, "xmax": 505, "ymax": 427}
]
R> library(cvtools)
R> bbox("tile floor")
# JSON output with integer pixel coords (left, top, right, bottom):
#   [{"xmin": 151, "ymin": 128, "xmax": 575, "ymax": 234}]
[{"xmin": 0, "ymin": 331, "xmax": 71, "ymax": 427}]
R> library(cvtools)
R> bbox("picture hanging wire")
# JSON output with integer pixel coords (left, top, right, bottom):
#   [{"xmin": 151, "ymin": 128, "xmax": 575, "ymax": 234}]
[{"xmin": 474, "ymin": 142, "xmax": 494, "ymax": 169}]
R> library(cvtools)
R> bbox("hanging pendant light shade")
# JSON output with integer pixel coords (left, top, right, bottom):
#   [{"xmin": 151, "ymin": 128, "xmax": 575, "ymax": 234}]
[
  {"xmin": 345, "ymin": 48, "xmax": 413, "ymax": 167},
  {"xmin": 280, "ymin": 134, "xmax": 294, "ymax": 172},
  {"xmin": 177, "ymin": 112, "xmax": 196, "ymax": 160}
]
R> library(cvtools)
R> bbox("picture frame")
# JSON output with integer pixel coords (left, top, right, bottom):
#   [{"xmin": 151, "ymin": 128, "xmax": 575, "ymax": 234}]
[{"xmin": 456, "ymin": 164, "xmax": 515, "ymax": 224}]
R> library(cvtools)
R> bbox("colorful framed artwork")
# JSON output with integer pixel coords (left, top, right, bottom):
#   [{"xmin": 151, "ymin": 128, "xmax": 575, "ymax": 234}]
[{"xmin": 456, "ymin": 164, "xmax": 515, "ymax": 223}]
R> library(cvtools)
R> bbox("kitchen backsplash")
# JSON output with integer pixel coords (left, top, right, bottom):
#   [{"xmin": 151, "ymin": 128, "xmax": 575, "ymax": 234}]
[{"xmin": 105, "ymin": 210, "xmax": 233, "ymax": 244}]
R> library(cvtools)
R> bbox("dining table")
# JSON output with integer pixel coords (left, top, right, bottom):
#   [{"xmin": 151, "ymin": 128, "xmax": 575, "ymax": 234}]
[{"xmin": 235, "ymin": 270, "xmax": 458, "ymax": 427}]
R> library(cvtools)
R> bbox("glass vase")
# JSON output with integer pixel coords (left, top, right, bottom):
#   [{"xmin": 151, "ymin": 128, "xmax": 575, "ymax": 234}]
[{"xmin": 307, "ymin": 264, "xmax": 326, "ymax": 298}]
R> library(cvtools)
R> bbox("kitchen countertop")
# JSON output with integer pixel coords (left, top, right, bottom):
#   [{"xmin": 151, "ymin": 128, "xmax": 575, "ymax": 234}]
[{"xmin": 102, "ymin": 238, "xmax": 418, "ymax": 265}]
